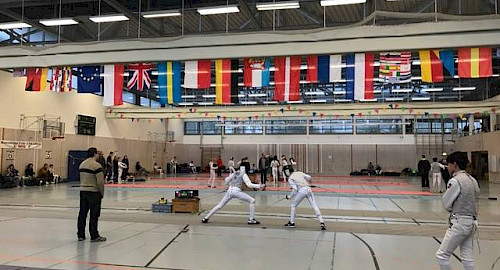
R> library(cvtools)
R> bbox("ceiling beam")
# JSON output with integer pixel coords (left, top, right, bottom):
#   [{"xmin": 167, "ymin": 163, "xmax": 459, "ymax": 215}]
[
  {"xmin": 0, "ymin": 6, "xmax": 72, "ymax": 41},
  {"xmin": 237, "ymin": 0, "xmax": 261, "ymax": 29},
  {"xmin": 103, "ymin": 0, "xmax": 159, "ymax": 36},
  {"xmin": 297, "ymin": 9, "xmax": 321, "ymax": 25}
]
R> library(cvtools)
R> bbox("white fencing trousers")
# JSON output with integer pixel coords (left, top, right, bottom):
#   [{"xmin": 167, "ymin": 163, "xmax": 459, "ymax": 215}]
[
  {"xmin": 432, "ymin": 173, "xmax": 443, "ymax": 193},
  {"xmin": 290, "ymin": 187, "xmax": 324, "ymax": 224},
  {"xmin": 272, "ymin": 167, "xmax": 278, "ymax": 183},
  {"xmin": 229, "ymin": 166, "xmax": 235, "ymax": 174},
  {"xmin": 436, "ymin": 216, "xmax": 476, "ymax": 270},
  {"xmin": 207, "ymin": 170, "xmax": 216, "ymax": 187},
  {"xmin": 117, "ymin": 169, "xmax": 123, "ymax": 184},
  {"xmin": 205, "ymin": 186, "xmax": 256, "ymax": 220}
]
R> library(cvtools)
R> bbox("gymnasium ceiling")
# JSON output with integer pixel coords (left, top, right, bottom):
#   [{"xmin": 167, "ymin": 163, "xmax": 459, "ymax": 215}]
[{"xmin": 0, "ymin": 0, "xmax": 498, "ymax": 45}]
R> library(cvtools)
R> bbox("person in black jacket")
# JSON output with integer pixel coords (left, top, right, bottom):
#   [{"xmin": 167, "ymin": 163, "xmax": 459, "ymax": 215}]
[
  {"xmin": 417, "ymin": 155, "xmax": 431, "ymax": 188},
  {"xmin": 122, "ymin": 155, "xmax": 129, "ymax": 180}
]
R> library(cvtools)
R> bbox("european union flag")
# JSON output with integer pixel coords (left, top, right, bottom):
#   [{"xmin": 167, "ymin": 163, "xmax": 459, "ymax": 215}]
[{"xmin": 77, "ymin": 66, "xmax": 101, "ymax": 93}]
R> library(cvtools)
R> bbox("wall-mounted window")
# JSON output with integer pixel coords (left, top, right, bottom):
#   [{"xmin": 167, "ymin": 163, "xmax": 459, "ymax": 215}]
[
  {"xmin": 184, "ymin": 122, "xmax": 200, "ymax": 135},
  {"xmin": 309, "ymin": 119, "xmax": 353, "ymax": 134},
  {"xmin": 224, "ymin": 121, "xmax": 263, "ymax": 135},
  {"xmin": 122, "ymin": 91, "xmax": 135, "ymax": 104},
  {"xmin": 356, "ymin": 119, "xmax": 402, "ymax": 134},
  {"xmin": 202, "ymin": 121, "xmax": 222, "ymax": 135},
  {"xmin": 416, "ymin": 119, "xmax": 454, "ymax": 134},
  {"xmin": 266, "ymin": 120, "xmax": 307, "ymax": 134}
]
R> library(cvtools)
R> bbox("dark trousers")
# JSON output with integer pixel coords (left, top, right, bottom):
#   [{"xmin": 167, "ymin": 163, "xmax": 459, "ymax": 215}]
[
  {"xmin": 217, "ymin": 167, "xmax": 222, "ymax": 177},
  {"xmin": 77, "ymin": 191, "xmax": 102, "ymax": 239},
  {"xmin": 260, "ymin": 169, "xmax": 267, "ymax": 185},
  {"xmin": 421, "ymin": 174, "xmax": 429, "ymax": 188}
]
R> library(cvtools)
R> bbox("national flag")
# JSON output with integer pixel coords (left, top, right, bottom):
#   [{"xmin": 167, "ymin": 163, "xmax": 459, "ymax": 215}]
[
  {"xmin": 103, "ymin": 64, "xmax": 125, "ymax": 106},
  {"xmin": 157, "ymin": 61, "xmax": 181, "ymax": 106},
  {"xmin": 274, "ymin": 56, "xmax": 301, "ymax": 102},
  {"xmin": 306, "ymin": 55, "xmax": 341, "ymax": 83},
  {"xmin": 77, "ymin": 66, "xmax": 101, "ymax": 93},
  {"xmin": 458, "ymin": 48, "xmax": 492, "ymax": 78},
  {"xmin": 184, "ymin": 60, "xmax": 211, "ymax": 89},
  {"xmin": 439, "ymin": 50, "xmax": 455, "ymax": 76},
  {"xmin": 127, "ymin": 63, "xmax": 152, "ymax": 91},
  {"xmin": 243, "ymin": 58, "xmax": 270, "ymax": 88},
  {"xmin": 50, "ymin": 67, "xmax": 72, "ymax": 92},
  {"xmin": 379, "ymin": 52, "xmax": 412, "ymax": 83},
  {"xmin": 13, "ymin": 68, "xmax": 26, "ymax": 77},
  {"xmin": 419, "ymin": 50, "xmax": 444, "ymax": 83},
  {"xmin": 346, "ymin": 53, "xmax": 375, "ymax": 101},
  {"xmin": 25, "ymin": 68, "xmax": 48, "ymax": 91},
  {"xmin": 215, "ymin": 59, "xmax": 231, "ymax": 105}
]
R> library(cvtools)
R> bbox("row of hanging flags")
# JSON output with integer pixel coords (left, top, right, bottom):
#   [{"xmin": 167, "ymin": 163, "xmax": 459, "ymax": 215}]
[{"xmin": 23, "ymin": 47, "xmax": 495, "ymax": 106}]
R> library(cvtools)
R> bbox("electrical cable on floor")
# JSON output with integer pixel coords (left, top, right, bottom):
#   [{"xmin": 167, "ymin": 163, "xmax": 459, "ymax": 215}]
[{"xmin": 351, "ymin": 232, "xmax": 380, "ymax": 270}]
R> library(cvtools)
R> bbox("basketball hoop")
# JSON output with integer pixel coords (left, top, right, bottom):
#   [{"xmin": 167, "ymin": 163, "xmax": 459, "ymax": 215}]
[{"xmin": 52, "ymin": 136, "xmax": 65, "ymax": 141}]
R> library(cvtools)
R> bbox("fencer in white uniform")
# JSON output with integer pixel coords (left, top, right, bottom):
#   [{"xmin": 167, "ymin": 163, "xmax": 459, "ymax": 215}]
[
  {"xmin": 284, "ymin": 171, "xmax": 326, "ymax": 230},
  {"xmin": 270, "ymin": 158, "xmax": 280, "ymax": 184},
  {"xmin": 202, "ymin": 166, "xmax": 264, "ymax": 224},
  {"xmin": 228, "ymin": 157, "xmax": 235, "ymax": 174},
  {"xmin": 207, "ymin": 160, "xmax": 217, "ymax": 188}
]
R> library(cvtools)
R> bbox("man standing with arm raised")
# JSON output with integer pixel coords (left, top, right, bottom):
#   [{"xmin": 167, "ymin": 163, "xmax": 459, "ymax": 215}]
[{"xmin": 77, "ymin": 147, "xmax": 106, "ymax": 242}]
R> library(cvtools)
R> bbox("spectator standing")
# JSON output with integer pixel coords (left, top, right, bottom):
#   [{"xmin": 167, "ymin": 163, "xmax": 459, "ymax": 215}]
[
  {"xmin": 259, "ymin": 153, "xmax": 269, "ymax": 185},
  {"xmin": 97, "ymin": 152, "xmax": 106, "ymax": 172},
  {"xmin": 117, "ymin": 157, "xmax": 127, "ymax": 184},
  {"xmin": 77, "ymin": 147, "xmax": 106, "ymax": 242},
  {"xmin": 216, "ymin": 156, "xmax": 223, "ymax": 177},
  {"xmin": 270, "ymin": 156, "xmax": 280, "ymax": 184},
  {"xmin": 281, "ymin": 155, "xmax": 289, "ymax": 182},
  {"xmin": 106, "ymin": 152, "xmax": 113, "ymax": 182},
  {"xmin": 170, "ymin": 157, "xmax": 178, "ymax": 176},
  {"xmin": 418, "ymin": 155, "xmax": 431, "ymax": 188},
  {"xmin": 112, "ymin": 156, "xmax": 119, "ymax": 183},
  {"xmin": 122, "ymin": 155, "xmax": 129, "ymax": 180},
  {"xmin": 430, "ymin": 157, "xmax": 446, "ymax": 193},
  {"xmin": 189, "ymin": 161, "xmax": 196, "ymax": 173}
]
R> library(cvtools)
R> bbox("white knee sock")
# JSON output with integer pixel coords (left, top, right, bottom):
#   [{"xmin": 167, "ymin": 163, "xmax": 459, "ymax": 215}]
[
  {"xmin": 462, "ymin": 260, "xmax": 474, "ymax": 270},
  {"xmin": 437, "ymin": 258, "xmax": 452, "ymax": 270},
  {"xmin": 249, "ymin": 203, "xmax": 255, "ymax": 220}
]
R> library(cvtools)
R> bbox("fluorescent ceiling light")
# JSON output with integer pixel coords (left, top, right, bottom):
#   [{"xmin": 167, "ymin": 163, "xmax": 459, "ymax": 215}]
[
  {"xmin": 0, "ymin": 22, "xmax": 31, "ymax": 29},
  {"xmin": 310, "ymin": 99, "xmax": 327, "ymax": 103},
  {"xmin": 392, "ymin": 88, "xmax": 413, "ymax": 93},
  {"xmin": 256, "ymin": 1, "xmax": 300, "ymax": 10},
  {"xmin": 181, "ymin": 95, "xmax": 196, "ymax": 99},
  {"xmin": 287, "ymin": 100, "xmax": 304, "ymax": 104},
  {"xmin": 238, "ymin": 94, "xmax": 245, "ymax": 98},
  {"xmin": 248, "ymin": 93, "xmax": 267, "ymax": 97},
  {"xmin": 333, "ymin": 91, "xmax": 346, "ymax": 95},
  {"xmin": 334, "ymin": 99, "xmax": 351, "ymax": 102},
  {"xmin": 373, "ymin": 90, "xmax": 382, "ymax": 94},
  {"xmin": 197, "ymin": 5, "xmax": 239, "ymax": 15},
  {"xmin": 411, "ymin": 97, "xmax": 431, "ymax": 101},
  {"xmin": 178, "ymin": 102, "xmax": 194, "ymax": 106},
  {"xmin": 452, "ymin": 87, "xmax": 476, "ymax": 91},
  {"xmin": 241, "ymin": 101, "xmax": 257, "ymax": 105},
  {"xmin": 40, "ymin": 18, "xmax": 78, "ymax": 26},
  {"xmin": 142, "ymin": 10, "xmax": 181, "ymax": 18},
  {"xmin": 202, "ymin": 94, "xmax": 216, "ymax": 98},
  {"xmin": 422, "ymin": 88, "xmax": 443, "ymax": 92},
  {"xmin": 263, "ymin": 101, "xmax": 278, "ymax": 104},
  {"xmin": 89, "ymin": 14, "xmax": 129, "ymax": 23},
  {"xmin": 304, "ymin": 91, "xmax": 325, "ymax": 96},
  {"xmin": 198, "ymin": 102, "xmax": 213, "ymax": 106},
  {"xmin": 320, "ymin": 0, "xmax": 366, "ymax": 6},
  {"xmin": 385, "ymin": 97, "xmax": 404, "ymax": 101},
  {"xmin": 360, "ymin": 98, "xmax": 378, "ymax": 102}
]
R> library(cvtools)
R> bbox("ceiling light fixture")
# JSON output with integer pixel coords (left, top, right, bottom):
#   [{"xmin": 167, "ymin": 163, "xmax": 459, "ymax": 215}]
[
  {"xmin": 256, "ymin": 1, "xmax": 300, "ymax": 10},
  {"xmin": 452, "ymin": 87, "xmax": 476, "ymax": 91},
  {"xmin": 320, "ymin": 0, "xmax": 366, "ymax": 6},
  {"xmin": 422, "ymin": 88, "xmax": 444, "ymax": 92},
  {"xmin": 392, "ymin": 88, "xmax": 413, "ymax": 93},
  {"xmin": 411, "ymin": 97, "xmax": 431, "ymax": 101},
  {"xmin": 309, "ymin": 99, "xmax": 327, "ymax": 103},
  {"xmin": 142, "ymin": 10, "xmax": 181, "ymax": 18},
  {"xmin": 197, "ymin": 5, "xmax": 240, "ymax": 15},
  {"xmin": 0, "ymin": 22, "xmax": 31, "ymax": 29},
  {"xmin": 40, "ymin": 18, "xmax": 78, "ymax": 26},
  {"xmin": 89, "ymin": 14, "xmax": 129, "ymax": 23}
]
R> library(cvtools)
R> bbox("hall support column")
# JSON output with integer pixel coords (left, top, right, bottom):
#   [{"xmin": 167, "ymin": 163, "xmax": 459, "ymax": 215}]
[
  {"xmin": 491, "ymin": 112, "xmax": 498, "ymax": 132},
  {"xmin": 468, "ymin": 114, "xmax": 474, "ymax": 136}
]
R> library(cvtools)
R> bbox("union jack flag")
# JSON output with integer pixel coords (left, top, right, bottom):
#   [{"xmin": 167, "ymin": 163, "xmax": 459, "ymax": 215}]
[{"xmin": 127, "ymin": 63, "xmax": 153, "ymax": 91}]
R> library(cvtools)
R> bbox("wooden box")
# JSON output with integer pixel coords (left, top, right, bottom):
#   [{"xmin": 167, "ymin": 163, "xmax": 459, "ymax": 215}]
[{"xmin": 172, "ymin": 198, "xmax": 200, "ymax": 213}]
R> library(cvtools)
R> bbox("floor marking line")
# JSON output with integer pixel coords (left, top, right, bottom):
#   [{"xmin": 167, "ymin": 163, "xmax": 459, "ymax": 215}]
[
  {"xmin": 491, "ymin": 255, "xmax": 500, "ymax": 270},
  {"xmin": 145, "ymin": 224, "xmax": 190, "ymax": 268},
  {"xmin": 351, "ymin": 233, "xmax": 380, "ymax": 270},
  {"xmin": 307, "ymin": 231, "xmax": 324, "ymax": 270},
  {"xmin": 389, "ymin": 198, "xmax": 406, "ymax": 212},
  {"xmin": 330, "ymin": 232, "xmax": 337, "ymax": 270}
]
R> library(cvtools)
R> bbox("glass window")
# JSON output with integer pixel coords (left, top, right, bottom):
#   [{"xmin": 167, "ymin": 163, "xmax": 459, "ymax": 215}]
[
  {"xmin": 356, "ymin": 119, "xmax": 402, "ymax": 134},
  {"xmin": 266, "ymin": 120, "xmax": 307, "ymax": 134},
  {"xmin": 224, "ymin": 121, "xmax": 263, "ymax": 135},
  {"xmin": 184, "ymin": 122, "xmax": 200, "ymax": 135},
  {"xmin": 122, "ymin": 91, "xmax": 135, "ymax": 104},
  {"xmin": 201, "ymin": 121, "xmax": 222, "ymax": 135},
  {"xmin": 416, "ymin": 119, "xmax": 452, "ymax": 134},
  {"xmin": 309, "ymin": 119, "xmax": 353, "ymax": 134},
  {"xmin": 150, "ymin": 100, "xmax": 161, "ymax": 108},
  {"xmin": 140, "ymin": 97, "xmax": 150, "ymax": 107}
]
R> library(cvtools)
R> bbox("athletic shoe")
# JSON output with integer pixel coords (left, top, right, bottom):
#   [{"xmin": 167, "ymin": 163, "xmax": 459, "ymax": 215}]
[
  {"xmin": 247, "ymin": 219, "xmax": 260, "ymax": 225},
  {"xmin": 78, "ymin": 237, "xmax": 85, "ymax": 241},
  {"xmin": 90, "ymin": 236, "xmax": 107, "ymax": 242},
  {"xmin": 202, "ymin": 218, "xmax": 209, "ymax": 223},
  {"xmin": 320, "ymin": 222, "xmax": 326, "ymax": 230},
  {"xmin": 284, "ymin": 221, "xmax": 295, "ymax": 228}
]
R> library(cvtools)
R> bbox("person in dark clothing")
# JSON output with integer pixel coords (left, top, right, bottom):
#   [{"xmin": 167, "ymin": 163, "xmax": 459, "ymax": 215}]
[
  {"xmin": 106, "ymin": 152, "xmax": 113, "ymax": 181},
  {"xmin": 441, "ymin": 159, "xmax": 451, "ymax": 187},
  {"xmin": 417, "ymin": 155, "xmax": 431, "ymax": 188},
  {"xmin": 24, "ymin": 163, "xmax": 35, "ymax": 186},
  {"xmin": 216, "ymin": 156, "xmax": 223, "ymax": 177},
  {"xmin": 259, "ymin": 153, "xmax": 269, "ymax": 185},
  {"xmin": 122, "ymin": 155, "xmax": 129, "ymax": 180},
  {"xmin": 112, "ymin": 156, "xmax": 119, "ymax": 183},
  {"xmin": 97, "ymin": 151, "xmax": 106, "ymax": 171},
  {"xmin": 37, "ymin": 164, "xmax": 50, "ymax": 185}
]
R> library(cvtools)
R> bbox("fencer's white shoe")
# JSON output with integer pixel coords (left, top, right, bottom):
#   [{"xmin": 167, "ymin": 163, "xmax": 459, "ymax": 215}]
[
  {"xmin": 320, "ymin": 223, "xmax": 326, "ymax": 230},
  {"xmin": 202, "ymin": 218, "xmax": 209, "ymax": 223},
  {"xmin": 284, "ymin": 221, "xmax": 295, "ymax": 228},
  {"xmin": 247, "ymin": 219, "xmax": 260, "ymax": 225}
]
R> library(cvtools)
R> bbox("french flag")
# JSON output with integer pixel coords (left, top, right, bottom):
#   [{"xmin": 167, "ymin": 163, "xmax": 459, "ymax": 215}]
[
  {"xmin": 243, "ymin": 58, "xmax": 270, "ymax": 88},
  {"xmin": 346, "ymin": 53, "xmax": 375, "ymax": 101},
  {"xmin": 184, "ymin": 60, "xmax": 211, "ymax": 89},
  {"xmin": 274, "ymin": 56, "xmax": 301, "ymax": 102},
  {"xmin": 103, "ymin": 64, "xmax": 125, "ymax": 106},
  {"xmin": 306, "ymin": 55, "xmax": 342, "ymax": 83}
]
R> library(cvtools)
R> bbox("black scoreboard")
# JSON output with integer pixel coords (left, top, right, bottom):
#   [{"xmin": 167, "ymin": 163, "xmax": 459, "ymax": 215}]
[{"xmin": 77, "ymin": 115, "xmax": 96, "ymax": 136}]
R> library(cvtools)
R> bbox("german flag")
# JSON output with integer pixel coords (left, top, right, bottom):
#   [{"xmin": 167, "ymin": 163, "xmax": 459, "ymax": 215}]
[
  {"xmin": 215, "ymin": 59, "xmax": 239, "ymax": 105},
  {"xmin": 25, "ymin": 68, "xmax": 48, "ymax": 91},
  {"xmin": 458, "ymin": 48, "xmax": 492, "ymax": 78}
]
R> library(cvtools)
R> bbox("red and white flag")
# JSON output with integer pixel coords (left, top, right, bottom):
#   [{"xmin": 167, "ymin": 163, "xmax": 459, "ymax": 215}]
[
  {"xmin": 103, "ymin": 64, "xmax": 124, "ymax": 106},
  {"xmin": 183, "ymin": 60, "xmax": 211, "ymax": 89},
  {"xmin": 127, "ymin": 63, "xmax": 152, "ymax": 91},
  {"xmin": 274, "ymin": 56, "xmax": 301, "ymax": 102}
]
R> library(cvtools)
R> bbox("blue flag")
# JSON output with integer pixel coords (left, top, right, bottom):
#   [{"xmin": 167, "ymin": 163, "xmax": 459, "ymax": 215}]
[
  {"xmin": 77, "ymin": 66, "xmax": 101, "ymax": 93},
  {"xmin": 439, "ymin": 50, "xmax": 455, "ymax": 76},
  {"xmin": 158, "ymin": 62, "xmax": 182, "ymax": 106}
]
